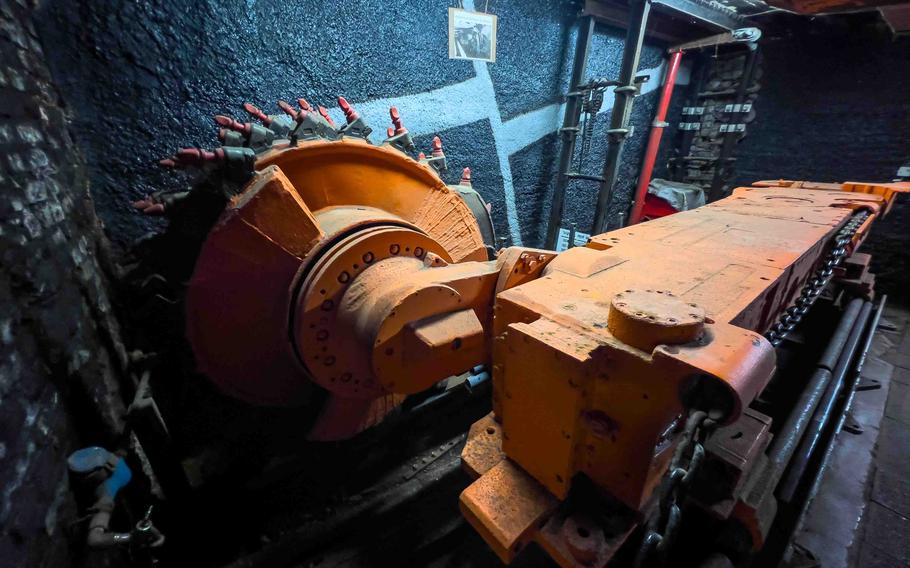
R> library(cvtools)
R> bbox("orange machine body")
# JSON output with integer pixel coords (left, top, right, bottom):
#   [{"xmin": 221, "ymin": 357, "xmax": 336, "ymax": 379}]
[
  {"xmin": 186, "ymin": 138, "xmax": 491, "ymax": 440},
  {"xmin": 180, "ymin": 114, "xmax": 906, "ymax": 564},
  {"xmin": 460, "ymin": 180, "xmax": 908, "ymax": 566}
]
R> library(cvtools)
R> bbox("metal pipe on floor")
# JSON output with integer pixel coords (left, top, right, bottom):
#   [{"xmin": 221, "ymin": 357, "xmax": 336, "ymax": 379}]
[
  {"xmin": 590, "ymin": 0, "xmax": 652, "ymax": 235},
  {"xmin": 767, "ymin": 298, "xmax": 864, "ymax": 469},
  {"xmin": 854, "ymin": 295, "xmax": 887, "ymax": 378},
  {"xmin": 544, "ymin": 16, "xmax": 595, "ymax": 250},
  {"xmin": 628, "ymin": 49, "xmax": 683, "ymax": 225},
  {"xmin": 777, "ymin": 300, "xmax": 873, "ymax": 502},
  {"xmin": 784, "ymin": 295, "xmax": 887, "ymax": 557}
]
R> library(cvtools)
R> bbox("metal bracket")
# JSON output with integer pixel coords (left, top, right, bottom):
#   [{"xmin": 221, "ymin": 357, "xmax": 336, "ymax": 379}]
[
  {"xmin": 723, "ymin": 103, "xmax": 753, "ymax": 113},
  {"xmin": 652, "ymin": 0, "xmax": 746, "ymax": 32},
  {"xmin": 670, "ymin": 27, "xmax": 762, "ymax": 52},
  {"xmin": 719, "ymin": 123, "xmax": 746, "ymax": 133},
  {"xmin": 843, "ymin": 411, "xmax": 864, "ymax": 435},
  {"xmin": 682, "ymin": 106, "xmax": 705, "ymax": 115},
  {"xmin": 565, "ymin": 173, "xmax": 606, "ymax": 182},
  {"xmin": 679, "ymin": 122, "xmax": 701, "ymax": 131}
]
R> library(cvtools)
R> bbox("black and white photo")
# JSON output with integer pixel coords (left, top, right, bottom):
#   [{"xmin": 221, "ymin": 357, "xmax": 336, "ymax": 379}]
[{"xmin": 448, "ymin": 8, "xmax": 497, "ymax": 63}]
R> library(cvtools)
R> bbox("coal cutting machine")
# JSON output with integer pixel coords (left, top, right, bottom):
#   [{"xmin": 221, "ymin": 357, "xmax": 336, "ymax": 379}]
[{"xmin": 140, "ymin": 94, "xmax": 908, "ymax": 567}]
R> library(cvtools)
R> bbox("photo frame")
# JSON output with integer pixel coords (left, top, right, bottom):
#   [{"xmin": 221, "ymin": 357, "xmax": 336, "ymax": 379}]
[{"xmin": 448, "ymin": 8, "xmax": 497, "ymax": 63}]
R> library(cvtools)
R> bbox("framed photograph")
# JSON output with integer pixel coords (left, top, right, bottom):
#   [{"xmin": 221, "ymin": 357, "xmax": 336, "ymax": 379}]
[{"xmin": 448, "ymin": 8, "xmax": 497, "ymax": 63}]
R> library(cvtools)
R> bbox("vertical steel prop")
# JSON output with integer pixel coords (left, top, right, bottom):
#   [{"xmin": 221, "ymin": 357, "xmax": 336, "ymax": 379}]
[
  {"xmin": 544, "ymin": 16, "xmax": 595, "ymax": 250},
  {"xmin": 628, "ymin": 49, "xmax": 683, "ymax": 225},
  {"xmin": 591, "ymin": 0, "xmax": 652, "ymax": 235}
]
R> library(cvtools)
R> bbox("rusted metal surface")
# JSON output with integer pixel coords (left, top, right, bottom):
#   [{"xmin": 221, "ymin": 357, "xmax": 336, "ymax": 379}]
[
  {"xmin": 536, "ymin": 507, "xmax": 638, "ymax": 568},
  {"xmin": 606, "ymin": 289, "xmax": 706, "ymax": 351},
  {"xmin": 461, "ymin": 413, "xmax": 505, "ymax": 479},
  {"xmin": 732, "ymin": 454, "xmax": 779, "ymax": 552},
  {"xmin": 460, "ymin": 459, "xmax": 559, "ymax": 563},
  {"xmin": 693, "ymin": 408, "xmax": 773, "ymax": 518},
  {"xmin": 494, "ymin": 247, "xmax": 558, "ymax": 294},
  {"xmin": 838, "ymin": 252, "xmax": 876, "ymax": 299}
]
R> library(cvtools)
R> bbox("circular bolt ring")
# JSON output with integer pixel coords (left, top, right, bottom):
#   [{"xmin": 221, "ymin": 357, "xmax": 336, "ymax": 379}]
[{"xmin": 295, "ymin": 225, "xmax": 453, "ymax": 399}]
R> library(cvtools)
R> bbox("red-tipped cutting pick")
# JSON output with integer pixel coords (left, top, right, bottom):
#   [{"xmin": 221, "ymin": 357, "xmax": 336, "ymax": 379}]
[
  {"xmin": 387, "ymin": 127, "xmax": 395, "ymax": 138},
  {"xmin": 131, "ymin": 196, "xmax": 166, "ymax": 216},
  {"xmin": 418, "ymin": 152, "xmax": 426, "ymax": 160},
  {"xmin": 141, "ymin": 203, "xmax": 166, "ymax": 216},
  {"xmin": 214, "ymin": 115, "xmax": 251, "ymax": 135},
  {"xmin": 132, "ymin": 196, "xmax": 153, "ymax": 209},
  {"xmin": 431, "ymin": 136, "xmax": 444, "ymax": 157},
  {"xmin": 389, "ymin": 106, "xmax": 407, "ymax": 135},
  {"xmin": 277, "ymin": 100, "xmax": 300, "ymax": 120},
  {"xmin": 318, "ymin": 106, "xmax": 336, "ymax": 127},
  {"xmin": 159, "ymin": 147, "xmax": 225, "ymax": 169},
  {"xmin": 297, "ymin": 98, "xmax": 312, "ymax": 112},
  {"xmin": 337, "ymin": 96, "xmax": 359, "ymax": 124},
  {"xmin": 243, "ymin": 103, "xmax": 272, "ymax": 125},
  {"xmin": 460, "ymin": 167, "xmax": 472, "ymax": 186},
  {"xmin": 174, "ymin": 147, "xmax": 223, "ymax": 167}
]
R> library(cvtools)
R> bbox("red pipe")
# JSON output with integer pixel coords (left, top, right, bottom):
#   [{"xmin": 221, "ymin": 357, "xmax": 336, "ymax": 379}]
[{"xmin": 628, "ymin": 50, "xmax": 683, "ymax": 225}]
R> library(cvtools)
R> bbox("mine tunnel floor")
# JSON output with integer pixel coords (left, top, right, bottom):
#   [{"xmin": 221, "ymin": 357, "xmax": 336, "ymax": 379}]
[{"xmin": 796, "ymin": 304, "xmax": 910, "ymax": 568}]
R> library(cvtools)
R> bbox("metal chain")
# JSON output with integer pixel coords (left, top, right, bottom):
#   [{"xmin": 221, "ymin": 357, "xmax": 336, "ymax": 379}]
[
  {"xmin": 764, "ymin": 210, "xmax": 871, "ymax": 348},
  {"xmin": 634, "ymin": 410, "xmax": 717, "ymax": 568},
  {"xmin": 633, "ymin": 210, "xmax": 869, "ymax": 567}
]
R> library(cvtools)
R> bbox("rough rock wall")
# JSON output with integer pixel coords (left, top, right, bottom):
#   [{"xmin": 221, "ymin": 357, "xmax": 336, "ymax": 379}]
[
  {"xmin": 36, "ymin": 0, "xmax": 668, "ymax": 249},
  {"xmin": 0, "ymin": 2, "xmax": 130, "ymax": 566},
  {"xmin": 731, "ymin": 17, "xmax": 910, "ymax": 299}
]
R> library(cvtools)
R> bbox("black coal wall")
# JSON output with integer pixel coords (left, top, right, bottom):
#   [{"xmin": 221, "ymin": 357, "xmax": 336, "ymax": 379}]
[
  {"xmin": 731, "ymin": 16, "xmax": 910, "ymax": 299},
  {"xmin": 0, "ymin": 1, "xmax": 130, "ymax": 566},
  {"xmin": 36, "ymin": 0, "xmax": 670, "ymax": 250}
]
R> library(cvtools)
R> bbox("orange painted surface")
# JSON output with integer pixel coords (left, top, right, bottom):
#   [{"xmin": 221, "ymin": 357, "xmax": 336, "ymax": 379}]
[
  {"xmin": 462, "ymin": 180, "xmax": 906, "ymax": 566},
  {"xmin": 186, "ymin": 137, "xmax": 488, "ymax": 439}
]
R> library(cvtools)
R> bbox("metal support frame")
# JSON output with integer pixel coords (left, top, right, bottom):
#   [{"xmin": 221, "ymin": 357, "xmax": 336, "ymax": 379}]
[
  {"xmin": 591, "ymin": 0, "xmax": 652, "ymax": 235},
  {"xmin": 669, "ymin": 52, "xmax": 710, "ymax": 182},
  {"xmin": 544, "ymin": 16, "xmax": 596, "ymax": 250},
  {"xmin": 627, "ymin": 49, "xmax": 683, "ymax": 225},
  {"xmin": 651, "ymin": 0, "xmax": 745, "ymax": 31},
  {"xmin": 706, "ymin": 43, "xmax": 759, "ymax": 202}
]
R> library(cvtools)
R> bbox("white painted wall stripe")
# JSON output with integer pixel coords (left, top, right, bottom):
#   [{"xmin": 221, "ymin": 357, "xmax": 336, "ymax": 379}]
[{"xmin": 322, "ymin": 1, "xmax": 691, "ymax": 245}]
